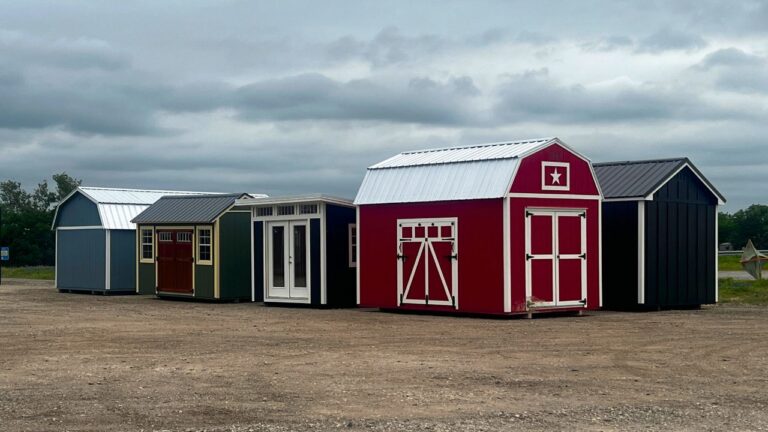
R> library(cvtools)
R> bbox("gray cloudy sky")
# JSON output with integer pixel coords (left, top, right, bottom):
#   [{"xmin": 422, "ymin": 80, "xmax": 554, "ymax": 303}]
[{"xmin": 1, "ymin": 0, "xmax": 766, "ymax": 210}]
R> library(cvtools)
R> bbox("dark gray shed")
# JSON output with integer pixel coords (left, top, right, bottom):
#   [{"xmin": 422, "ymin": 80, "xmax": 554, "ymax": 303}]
[
  {"xmin": 52, "ymin": 187, "xmax": 212, "ymax": 294},
  {"xmin": 594, "ymin": 158, "xmax": 726, "ymax": 309}
]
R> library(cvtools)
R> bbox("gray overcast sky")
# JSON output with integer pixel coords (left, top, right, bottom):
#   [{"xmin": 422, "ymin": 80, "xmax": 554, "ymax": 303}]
[{"xmin": 1, "ymin": 0, "xmax": 766, "ymax": 211}]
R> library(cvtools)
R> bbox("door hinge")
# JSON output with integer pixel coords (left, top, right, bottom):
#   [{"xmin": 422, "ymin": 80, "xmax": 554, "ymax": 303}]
[
  {"xmin": 526, "ymin": 253, "xmax": 533, "ymax": 261},
  {"xmin": 425, "ymin": 294, "xmax": 429, "ymax": 305},
  {"xmin": 526, "ymin": 211, "xmax": 533, "ymax": 217},
  {"xmin": 445, "ymin": 254, "xmax": 458, "ymax": 260},
  {"xmin": 580, "ymin": 212, "xmax": 586, "ymax": 218},
  {"xmin": 579, "ymin": 253, "xmax": 586, "ymax": 259},
  {"xmin": 397, "ymin": 254, "xmax": 407, "ymax": 261},
  {"xmin": 399, "ymin": 293, "xmax": 403, "ymax": 305},
  {"xmin": 452, "ymin": 295, "xmax": 456, "ymax": 307},
  {"xmin": 580, "ymin": 298, "xmax": 587, "ymax": 304}
]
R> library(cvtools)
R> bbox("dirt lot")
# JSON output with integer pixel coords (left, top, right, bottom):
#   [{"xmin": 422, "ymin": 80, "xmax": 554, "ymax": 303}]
[{"xmin": 2, "ymin": 280, "xmax": 768, "ymax": 432}]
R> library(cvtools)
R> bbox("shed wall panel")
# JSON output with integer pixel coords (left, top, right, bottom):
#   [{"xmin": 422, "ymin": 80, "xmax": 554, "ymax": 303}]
[
  {"xmin": 138, "ymin": 263, "xmax": 155, "ymax": 294},
  {"xmin": 218, "ymin": 212, "xmax": 252, "ymax": 300},
  {"xmin": 310, "ymin": 218, "xmax": 322, "ymax": 305},
  {"xmin": 600, "ymin": 202, "xmax": 638, "ymax": 309},
  {"xmin": 109, "ymin": 230, "xmax": 136, "ymax": 292},
  {"xmin": 325, "ymin": 204, "xmax": 357, "ymax": 307},
  {"xmin": 253, "ymin": 221, "xmax": 265, "ymax": 302},
  {"xmin": 56, "ymin": 229, "xmax": 106, "ymax": 290},
  {"xmin": 510, "ymin": 143, "xmax": 599, "ymax": 196},
  {"xmin": 359, "ymin": 199, "xmax": 505, "ymax": 314}
]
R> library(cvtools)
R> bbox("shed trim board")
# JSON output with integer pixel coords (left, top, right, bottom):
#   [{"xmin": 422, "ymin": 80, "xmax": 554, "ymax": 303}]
[
  {"xmin": 105, "ymin": 230, "xmax": 111, "ymax": 290},
  {"xmin": 502, "ymin": 195, "xmax": 511, "ymax": 313},
  {"xmin": 320, "ymin": 203, "xmax": 328, "ymax": 305},
  {"xmin": 356, "ymin": 206, "xmax": 361, "ymax": 305},
  {"xmin": 715, "ymin": 204, "xmax": 719, "ymax": 303},
  {"xmin": 56, "ymin": 225, "xmax": 104, "ymax": 230},
  {"xmin": 637, "ymin": 201, "xmax": 646, "ymax": 304},
  {"xmin": 644, "ymin": 162, "xmax": 725, "ymax": 205},
  {"xmin": 250, "ymin": 212, "xmax": 255, "ymax": 302}
]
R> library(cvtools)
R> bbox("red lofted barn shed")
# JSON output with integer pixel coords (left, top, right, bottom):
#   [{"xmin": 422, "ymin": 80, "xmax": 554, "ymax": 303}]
[{"xmin": 354, "ymin": 137, "xmax": 603, "ymax": 316}]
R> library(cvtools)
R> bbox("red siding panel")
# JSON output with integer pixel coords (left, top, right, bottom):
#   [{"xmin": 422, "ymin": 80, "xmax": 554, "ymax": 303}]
[{"xmin": 359, "ymin": 199, "xmax": 505, "ymax": 314}]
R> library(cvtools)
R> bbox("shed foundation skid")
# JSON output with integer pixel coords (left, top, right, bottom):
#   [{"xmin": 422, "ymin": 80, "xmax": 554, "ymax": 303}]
[{"xmin": 355, "ymin": 137, "xmax": 603, "ymax": 316}]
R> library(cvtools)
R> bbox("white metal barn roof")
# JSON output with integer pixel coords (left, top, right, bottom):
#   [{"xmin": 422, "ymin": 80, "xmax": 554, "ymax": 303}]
[
  {"xmin": 53, "ymin": 187, "xmax": 226, "ymax": 230},
  {"xmin": 355, "ymin": 137, "xmax": 571, "ymax": 205}
]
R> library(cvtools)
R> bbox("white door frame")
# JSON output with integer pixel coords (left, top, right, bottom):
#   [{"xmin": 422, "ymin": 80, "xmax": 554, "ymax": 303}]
[
  {"xmin": 525, "ymin": 208, "xmax": 587, "ymax": 308},
  {"xmin": 396, "ymin": 217, "xmax": 458, "ymax": 309},
  {"xmin": 265, "ymin": 220, "xmax": 311, "ymax": 303}
]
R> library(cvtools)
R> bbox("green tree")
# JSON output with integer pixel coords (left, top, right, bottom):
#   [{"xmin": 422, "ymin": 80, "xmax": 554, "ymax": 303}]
[
  {"xmin": 731, "ymin": 205, "xmax": 768, "ymax": 249},
  {"xmin": 0, "ymin": 172, "xmax": 82, "ymax": 267}
]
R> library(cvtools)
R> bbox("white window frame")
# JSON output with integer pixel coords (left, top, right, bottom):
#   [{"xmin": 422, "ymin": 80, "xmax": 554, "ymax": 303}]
[
  {"xmin": 541, "ymin": 161, "xmax": 571, "ymax": 191},
  {"xmin": 139, "ymin": 227, "xmax": 154, "ymax": 263},
  {"xmin": 197, "ymin": 226, "xmax": 213, "ymax": 265},
  {"xmin": 348, "ymin": 223, "xmax": 357, "ymax": 268}
]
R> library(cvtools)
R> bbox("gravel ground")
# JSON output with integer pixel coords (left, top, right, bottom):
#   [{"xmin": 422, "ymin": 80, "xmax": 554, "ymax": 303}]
[{"xmin": 1, "ymin": 279, "xmax": 768, "ymax": 431}]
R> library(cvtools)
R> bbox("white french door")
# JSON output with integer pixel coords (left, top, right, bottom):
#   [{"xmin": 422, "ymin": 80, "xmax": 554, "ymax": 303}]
[{"xmin": 267, "ymin": 221, "xmax": 310, "ymax": 300}]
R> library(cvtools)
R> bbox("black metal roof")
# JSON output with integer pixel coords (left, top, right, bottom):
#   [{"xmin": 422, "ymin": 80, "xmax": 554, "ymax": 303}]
[
  {"xmin": 131, "ymin": 193, "xmax": 248, "ymax": 224},
  {"xmin": 593, "ymin": 158, "xmax": 725, "ymax": 202}
]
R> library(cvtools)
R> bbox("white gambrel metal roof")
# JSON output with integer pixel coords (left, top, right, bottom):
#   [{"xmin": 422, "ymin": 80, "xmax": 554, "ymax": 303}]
[
  {"xmin": 355, "ymin": 137, "xmax": 565, "ymax": 205},
  {"xmin": 53, "ymin": 187, "xmax": 229, "ymax": 230},
  {"xmin": 372, "ymin": 137, "xmax": 553, "ymax": 169}
]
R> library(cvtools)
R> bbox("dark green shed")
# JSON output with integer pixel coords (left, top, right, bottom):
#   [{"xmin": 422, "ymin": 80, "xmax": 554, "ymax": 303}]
[{"xmin": 132, "ymin": 193, "xmax": 261, "ymax": 301}]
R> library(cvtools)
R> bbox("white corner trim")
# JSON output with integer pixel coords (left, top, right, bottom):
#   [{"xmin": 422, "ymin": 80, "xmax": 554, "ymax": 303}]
[
  {"xmin": 715, "ymin": 205, "xmax": 719, "ymax": 303},
  {"xmin": 503, "ymin": 196, "xmax": 511, "ymax": 313},
  {"xmin": 637, "ymin": 201, "xmax": 645, "ymax": 304},
  {"xmin": 356, "ymin": 206, "xmax": 361, "ymax": 305},
  {"xmin": 105, "ymin": 230, "xmax": 111, "ymax": 291}
]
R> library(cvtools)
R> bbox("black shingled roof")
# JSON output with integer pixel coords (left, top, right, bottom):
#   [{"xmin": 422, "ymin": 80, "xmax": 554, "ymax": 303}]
[
  {"xmin": 131, "ymin": 193, "xmax": 249, "ymax": 224},
  {"xmin": 593, "ymin": 158, "xmax": 725, "ymax": 202}
]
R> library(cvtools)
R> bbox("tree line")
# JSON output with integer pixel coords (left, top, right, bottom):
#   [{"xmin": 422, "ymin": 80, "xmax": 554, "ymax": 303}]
[
  {"xmin": 0, "ymin": 173, "xmax": 81, "ymax": 267},
  {"xmin": 718, "ymin": 205, "xmax": 768, "ymax": 250}
]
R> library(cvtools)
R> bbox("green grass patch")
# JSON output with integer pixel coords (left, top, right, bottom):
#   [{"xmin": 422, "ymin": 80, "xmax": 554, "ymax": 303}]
[
  {"xmin": 719, "ymin": 255, "xmax": 744, "ymax": 271},
  {"xmin": 1, "ymin": 266, "xmax": 55, "ymax": 280},
  {"xmin": 719, "ymin": 277, "xmax": 768, "ymax": 305}
]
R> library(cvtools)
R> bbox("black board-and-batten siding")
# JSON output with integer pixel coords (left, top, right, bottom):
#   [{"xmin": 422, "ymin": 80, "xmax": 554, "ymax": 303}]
[{"xmin": 597, "ymin": 161, "xmax": 722, "ymax": 309}]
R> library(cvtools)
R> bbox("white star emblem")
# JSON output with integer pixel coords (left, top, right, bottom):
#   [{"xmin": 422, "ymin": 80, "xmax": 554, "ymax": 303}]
[{"xmin": 550, "ymin": 168, "xmax": 562, "ymax": 185}]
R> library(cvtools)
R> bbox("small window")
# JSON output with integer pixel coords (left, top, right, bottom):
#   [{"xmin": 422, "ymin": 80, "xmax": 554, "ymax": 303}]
[
  {"xmin": 158, "ymin": 232, "xmax": 172, "ymax": 242},
  {"xmin": 348, "ymin": 224, "xmax": 357, "ymax": 268},
  {"xmin": 256, "ymin": 206, "xmax": 273, "ymax": 217},
  {"xmin": 277, "ymin": 205, "xmax": 295, "ymax": 216},
  {"xmin": 140, "ymin": 228, "xmax": 154, "ymax": 262},
  {"xmin": 197, "ymin": 227, "xmax": 212, "ymax": 264},
  {"xmin": 177, "ymin": 232, "xmax": 192, "ymax": 243},
  {"xmin": 299, "ymin": 204, "xmax": 318, "ymax": 214}
]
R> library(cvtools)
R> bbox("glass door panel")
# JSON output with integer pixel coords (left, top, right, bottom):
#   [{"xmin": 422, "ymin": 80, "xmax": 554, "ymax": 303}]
[{"xmin": 292, "ymin": 224, "xmax": 307, "ymax": 288}]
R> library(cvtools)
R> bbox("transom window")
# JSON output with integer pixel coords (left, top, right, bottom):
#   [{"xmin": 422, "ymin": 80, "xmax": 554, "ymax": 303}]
[
  {"xmin": 177, "ymin": 232, "xmax": 192, "ymax": 243},
  {"xmin": 277, "ymin": 205, "xmax": 295, "ymax": 216},
  {"xmin": 299, "ymin": 204, "xmax": 318, "ymax": 214},
  {"xmin": 140, "ymin": 228, "xmax": 154, "ymax": 262},
  {"xmin": 198, "ymin": 227, "xmax": 212, "ymax": 264},
  {"xmin": 256, "ymin": 206, "xmax": 273, "ymax": 217},
  {"xmin": 158, "ymin": 232, "xmax": 172, "ymax": 242}
]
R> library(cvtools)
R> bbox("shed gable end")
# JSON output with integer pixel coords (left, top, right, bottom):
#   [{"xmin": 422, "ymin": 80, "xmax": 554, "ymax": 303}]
[
  {"xmin": 510, "ymin": 143, "xmax": 599, "ymax": 196},
  {"xmin": 54, "ymin": 192, "xmax": 102, "ymax": 228},
  {"xmin": 653, "ymin": 167, "xmax": 718, "ymax": 205}
]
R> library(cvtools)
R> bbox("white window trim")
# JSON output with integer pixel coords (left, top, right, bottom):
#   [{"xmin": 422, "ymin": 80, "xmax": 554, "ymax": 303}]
[
  {"xmin": 196, "ymin": 225, "xmax": 213, "ymax": 266},
  {"xmin": 541, "ymin": 161, "xmax": 571, "ymax": 191},
  {"xmin": 348, "ymin": 223, "xmax": 357, "ymax": 268},
  {"xmin": 139, "ymin": 227, "xmax": 154, "ymax": 263}
]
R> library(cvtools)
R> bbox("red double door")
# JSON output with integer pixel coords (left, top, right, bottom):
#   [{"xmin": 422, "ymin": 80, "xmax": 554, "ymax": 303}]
[
  {"xmin": 397, "ymin": 219, "xmax": 458, "ymax": 308},
  {"xmin": 525, "ymin": 209, "xmax": 587, "ymax": 307},
  {"xmin": 156, "ymin": 230, "xmax": 194, "ymax": 294}
]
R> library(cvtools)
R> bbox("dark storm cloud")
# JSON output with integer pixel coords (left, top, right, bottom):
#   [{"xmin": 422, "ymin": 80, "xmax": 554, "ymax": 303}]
[
  {"xmin": 693, "ymin": 48, "xmax": 768, "ymax": 93},
  {"xmin": 235, "ymin": 73, "xmax": 481, "ymax": 125},
  {"xmin": 635, "ymin": 28, "xmax": 708, "ymax": 53},
  {"xmin": 0, "ymin": 30, "xmax": 129, "ymax": 71},
  {"xmin": 493, "ymin": 69, "xmax": 733, "ymax": 124}
]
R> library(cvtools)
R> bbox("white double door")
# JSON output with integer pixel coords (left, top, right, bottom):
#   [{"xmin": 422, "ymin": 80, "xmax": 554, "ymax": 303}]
[{"xmin": 267, "ymin": 221, "xmax": 309, "ymax": 300}]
